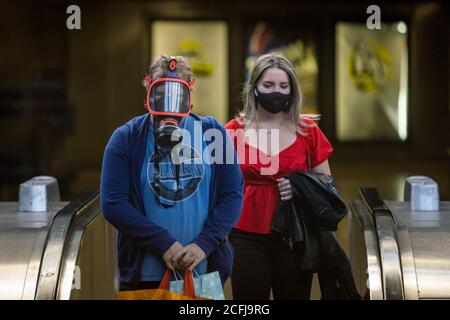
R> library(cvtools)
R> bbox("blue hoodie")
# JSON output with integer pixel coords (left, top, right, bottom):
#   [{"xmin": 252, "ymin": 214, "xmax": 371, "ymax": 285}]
[{"xmin": 100, "ymin": 113, "xmax": 244, "ymax": 284}]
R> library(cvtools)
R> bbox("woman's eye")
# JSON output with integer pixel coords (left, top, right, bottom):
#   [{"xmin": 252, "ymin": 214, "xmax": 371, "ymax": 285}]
[{"xmin": 263, "ymin": 84, "xmax": 272, "ymax": 88}]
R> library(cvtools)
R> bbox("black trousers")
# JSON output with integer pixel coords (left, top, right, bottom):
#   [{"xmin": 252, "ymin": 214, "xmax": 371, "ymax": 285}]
[{"xmin": 229, "ymin": 228, "xmax": 313, "ymax": 300}]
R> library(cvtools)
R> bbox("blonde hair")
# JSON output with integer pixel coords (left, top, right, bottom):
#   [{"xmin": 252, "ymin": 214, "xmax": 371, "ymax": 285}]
[
  {"xmin": 239, "ymin": 52, "xmax": 319, "ymax": 134},
  {"xmin": 143, "ymin": 55, "xmax": 193, "ymax": 89}
]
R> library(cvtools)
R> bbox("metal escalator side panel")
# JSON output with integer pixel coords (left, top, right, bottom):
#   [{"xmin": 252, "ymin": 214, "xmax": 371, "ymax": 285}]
[
  {"xmin": 395, "ymin": 224, "xmax": 419, "ymax": 300},
  {"xmin": 34, "ymin": 190, "xmax": 99, "ymax": 300},
  {"xmin": 374, "ymin": 214, "xmax": 405, "ymax": 300},
  {"xmin": 386, "ymin": 198, "xmax": 419, "ymax": 300},
  {"xmin": 57, "ymin": 194, "xmax": 117, "ymax": 300},
  {"xmin": 387, "ymin": 201, "xmax": 450, "ymax": 299},
  {"xmin": 359, "ymin": 187, "xmax": 405, "ymax": 300},
  {"xmin": 349, "ymin": 200, "xmax": 384, "ymax": 300},
  {"xmin": 22, "ymin": 230, "xmax": 50, "ymax": 300},
  {"xmin": 56, "ymin": 195, "xmax": 100, "ymax": 300},
  {"xmin": 0, "ymin": 202, "xmax": 66, "ymax": 300}
]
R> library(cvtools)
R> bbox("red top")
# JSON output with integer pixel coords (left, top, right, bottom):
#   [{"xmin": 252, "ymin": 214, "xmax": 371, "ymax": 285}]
[{"xmin": 224, "ymin": 118, "xmax": 333, "ymax": 234}]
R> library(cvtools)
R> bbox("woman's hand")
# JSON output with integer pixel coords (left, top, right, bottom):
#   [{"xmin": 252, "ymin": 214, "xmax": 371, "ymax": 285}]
[{"xmin": 276, "ymin": 177, "xmax": 293, "ymax": 201}]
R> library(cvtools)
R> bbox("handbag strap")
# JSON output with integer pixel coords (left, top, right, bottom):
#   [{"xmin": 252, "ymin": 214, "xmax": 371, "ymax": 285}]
[{"xmin": 307, "ymin": 149, "xmax": 312, "ymax": 172}]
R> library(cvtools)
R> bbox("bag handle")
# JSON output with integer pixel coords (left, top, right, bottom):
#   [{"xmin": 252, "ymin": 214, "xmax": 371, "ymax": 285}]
[
  {"xmin": 159, "ymin": 269, "xmax": 197, "ymax": 297},
  {"xmin": 158, "ymin": 269, "xmax": 171, "ymax": 290},
  {"xmin": 192, "ymin": 268, "xmax": 201, "ymax": 279},
  {"xmin": 183, "ymin": 269, "xmax": 196, "ymax": 298},
  {"xmin": 172, "ymin": 269, "xmax": 183, "ymax": 281}
]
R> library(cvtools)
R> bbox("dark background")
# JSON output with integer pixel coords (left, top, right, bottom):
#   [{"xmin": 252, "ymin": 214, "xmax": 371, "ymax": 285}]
[{"xmin": 1, "ymin": 0, "xmax": 449, "ymax": 206}]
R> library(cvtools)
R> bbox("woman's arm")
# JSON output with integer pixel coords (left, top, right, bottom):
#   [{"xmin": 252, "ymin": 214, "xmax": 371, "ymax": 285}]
[{"xmin": 312, "ymin": 159, "xmax": 331, "ymax": 175}]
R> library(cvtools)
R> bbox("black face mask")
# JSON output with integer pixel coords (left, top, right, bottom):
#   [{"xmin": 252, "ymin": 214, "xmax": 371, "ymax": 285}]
[{"xmin": 254, "ymin": 88, "xmax": 290, "ymax": 114}]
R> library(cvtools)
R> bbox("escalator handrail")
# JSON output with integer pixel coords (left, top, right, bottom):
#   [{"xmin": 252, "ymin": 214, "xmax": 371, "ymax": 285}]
[
  {"xmin": 360, "ymin": 187, "xmax": 405, "ymax": 300},
  {"xmin": 34, "ymin": 189, "xmax": 98, "ymax": 300}
]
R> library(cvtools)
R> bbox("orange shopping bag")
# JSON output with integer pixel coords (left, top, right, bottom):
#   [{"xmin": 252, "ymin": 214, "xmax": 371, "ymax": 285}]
[{"xmin": 116, "ymin": 269, "xmax": 209, "ymax": 300}]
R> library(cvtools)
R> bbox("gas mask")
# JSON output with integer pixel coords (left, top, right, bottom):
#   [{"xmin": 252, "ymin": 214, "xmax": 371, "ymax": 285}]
[
  {"xmin": 144, "ymin": 57, "xmax": 195, "ymax": 149},
  {"xmin": 254, "ymin": 88, "xmax": 290, "ymax": 114}
]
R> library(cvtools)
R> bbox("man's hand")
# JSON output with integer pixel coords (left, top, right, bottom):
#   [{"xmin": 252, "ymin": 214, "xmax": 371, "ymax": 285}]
[
  {"xmin": 172, "ymin": 243, "xmax": 206, "ymax": 270},
  {"xmin": 162, "ymin": 241, "xmax": 184, "ymax": 270}
]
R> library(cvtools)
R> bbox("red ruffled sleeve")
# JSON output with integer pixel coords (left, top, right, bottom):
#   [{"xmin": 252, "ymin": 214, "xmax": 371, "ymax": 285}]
[
  {"xmin": 302, "ymin": 119, "xmax": 333, "ymax": 167},
  {"xmin": 224, "ymin": 118, "xmax": 242, "ymax": 130},
  {"xmin": 224, "ymin": 118, "xmax": 243, "ymax": 150}
]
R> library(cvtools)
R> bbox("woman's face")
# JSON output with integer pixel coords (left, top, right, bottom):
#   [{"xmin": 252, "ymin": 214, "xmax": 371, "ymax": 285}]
[{"xmin": 256, "ymin": 67, "xmax": 291, "ymax": 95}]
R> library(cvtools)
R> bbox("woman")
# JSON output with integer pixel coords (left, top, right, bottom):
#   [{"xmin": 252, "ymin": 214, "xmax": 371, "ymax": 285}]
[
  {"xmin": 225, "ymin": 52, "xmax": 333, "ymax": 300},
  {"xmin": 100, "ymin": 55, "xmax": 243, "ymax": 291}
]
